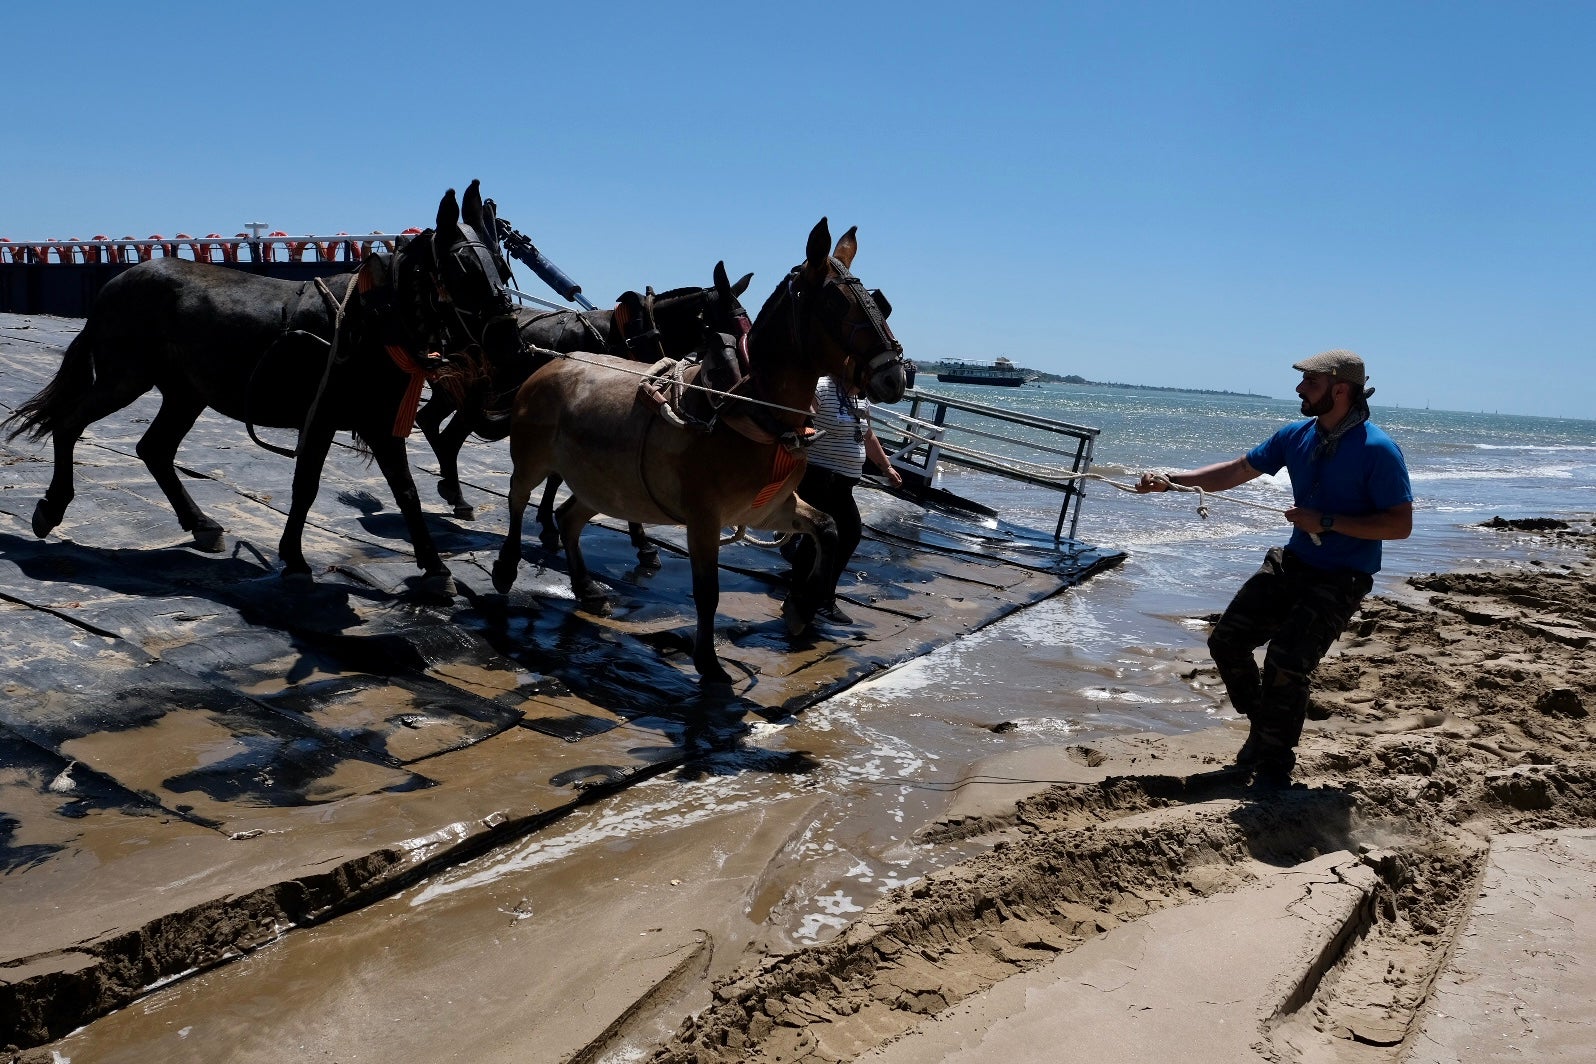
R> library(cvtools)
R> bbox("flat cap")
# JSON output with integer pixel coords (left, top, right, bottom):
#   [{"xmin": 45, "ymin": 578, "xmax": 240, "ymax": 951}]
[{"xmin": 1292, "ymin": 349, "xmax": 1366, "ymax": 387}]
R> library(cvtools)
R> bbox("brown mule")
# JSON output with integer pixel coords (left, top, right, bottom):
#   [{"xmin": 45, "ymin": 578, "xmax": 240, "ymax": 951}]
[{"xmin": 491, "ymin": 219, "xmax": 908, "ymax": 685}]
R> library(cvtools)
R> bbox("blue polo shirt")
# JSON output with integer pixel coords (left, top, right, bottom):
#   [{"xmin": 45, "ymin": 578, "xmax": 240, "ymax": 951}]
[{"xmin": 1246, "ymin": 418, "xmax": 1412, "ymax": 574}]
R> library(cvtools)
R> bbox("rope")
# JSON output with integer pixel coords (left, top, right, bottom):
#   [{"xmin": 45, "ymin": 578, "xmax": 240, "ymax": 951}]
[
  {"xmin": 878, "ymin": 419, "xmax": 1295, "ymax": 529},
  {"xmin": 541, "ymin": 347, "xmax": 815, "ymax": 422}
]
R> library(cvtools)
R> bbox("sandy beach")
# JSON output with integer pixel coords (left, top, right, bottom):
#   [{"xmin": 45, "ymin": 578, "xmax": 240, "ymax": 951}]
[{"xmin": 636, "ymin": 517, "xmax": 1596, "ymax": 1063}]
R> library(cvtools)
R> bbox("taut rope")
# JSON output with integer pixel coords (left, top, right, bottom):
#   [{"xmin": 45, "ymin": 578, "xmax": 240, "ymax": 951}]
[
  {"xmin": 537, "ymin": 347, "xmax": 816, "ymax": 422},
  {"xmin": 878, "ymin": 421, "xmax": 1300, "ymax": 529}
]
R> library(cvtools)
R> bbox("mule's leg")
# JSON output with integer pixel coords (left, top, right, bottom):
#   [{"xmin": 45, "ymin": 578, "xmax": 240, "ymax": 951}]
[
  {"xmin": 781, "ymin": 498, "xmax": 837, "ymax": 636},
  {"xmin": 417, "ymin": 394, "xmax": 476, "ymax": 520},
  {"xmin": 364, "ymin": 432, "xmax": 454, "ymax": 597},
  {"xmin": 277, "ymin": 424, "xmax": 337, "ymax": 582},
  {"xmin": 557, "ymin": 496, "xmax": 609, "ymax": 612},
  {"xmin": 492, "ymin": 452, "xmax": 546, "ymax": 593},
  {"xmin": 135, "ymin": 387, "xmax": 225, "ymax": 551},
  {"xmin": 535, "ymin": 475, "xmax": 564, "ymax": 552},
  {"xmin": 685, "ymin": 520, "xmax": 733, "ymax": 686},
  {"xmin": 434, "ymin": 412, "xmax": 479, "ymax": 520},
  {"xmin": 628, "ymin": 522, "xmax": 660, "ymax": 569},
  {"xmin": 32, "ymin": 371, "xmax": 153, "ymax": 540}
]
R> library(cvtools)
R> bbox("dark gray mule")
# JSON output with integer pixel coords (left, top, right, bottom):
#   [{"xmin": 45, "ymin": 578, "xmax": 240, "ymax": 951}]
[{"xmin": 3, "ymin": 181, "xmax": 519, "ymax": 597}]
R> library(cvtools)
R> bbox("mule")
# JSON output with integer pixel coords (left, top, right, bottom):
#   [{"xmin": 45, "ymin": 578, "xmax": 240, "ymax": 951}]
[
  {"xmin": 2, "ymin": 181, "xmax": 519, "ymax": 597},
  {"xmin": 417, "ymin": 272, "xmax": 753, "ymax": 570},
  {"xmin": 491, "ymin": 219, "xmax": 908, "ymax": 684}
]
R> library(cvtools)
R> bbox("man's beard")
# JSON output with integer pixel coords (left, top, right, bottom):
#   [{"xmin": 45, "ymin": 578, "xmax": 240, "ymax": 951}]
[{"xmin": 1301, "ymin": 393, "xmax": 1334, "ymax": 417}]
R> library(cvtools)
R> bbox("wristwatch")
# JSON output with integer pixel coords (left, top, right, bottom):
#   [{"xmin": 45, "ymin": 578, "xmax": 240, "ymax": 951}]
[{"xmin": 1320, "ymin": 514, "xmax": 1336, "ymax": 530}]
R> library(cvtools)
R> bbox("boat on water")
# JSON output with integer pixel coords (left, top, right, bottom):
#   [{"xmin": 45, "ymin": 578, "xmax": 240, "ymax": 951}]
[{"xmin": 935, "ymin": 356, "xmax": 1032, "ymax": 387}]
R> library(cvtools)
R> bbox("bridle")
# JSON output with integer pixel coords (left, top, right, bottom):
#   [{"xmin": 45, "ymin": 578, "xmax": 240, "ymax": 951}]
[
  {"xmin": 421, "ymin": 221, "xmax": 520, "ymax": 361},
  {"xmin": 785, "ymin": 256, "xmax": 906, "ymax": 401}
]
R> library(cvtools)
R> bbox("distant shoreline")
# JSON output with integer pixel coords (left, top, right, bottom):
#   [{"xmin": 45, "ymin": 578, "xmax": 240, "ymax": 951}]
[{"xmin": 913, "ymin": 361, "xmax": 1272, "ymax": 400}]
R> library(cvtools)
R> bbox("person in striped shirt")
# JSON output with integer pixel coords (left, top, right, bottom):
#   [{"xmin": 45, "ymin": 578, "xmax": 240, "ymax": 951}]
[{"xmin": 788, "ymin": 374, "xmax": 902, "ymax": 624}]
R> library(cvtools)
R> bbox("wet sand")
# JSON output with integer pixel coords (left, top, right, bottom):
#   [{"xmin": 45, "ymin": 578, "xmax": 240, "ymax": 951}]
[{"xmin": 25, "ymin": 519, "xmax": 1593, "ymax": 1064}]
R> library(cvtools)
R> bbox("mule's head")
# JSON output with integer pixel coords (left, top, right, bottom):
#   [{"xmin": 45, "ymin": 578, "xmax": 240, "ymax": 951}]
[
  {"xmin": 422, "ymin": 180, "xmax": 520, "ymax": 362},
  {"xmin": 785, "ymin": 218, "xmax": 907, "ymax": 404},
  {"xmin": 614, "ymin": 266, "xmax": 752, "ymax": 362}
]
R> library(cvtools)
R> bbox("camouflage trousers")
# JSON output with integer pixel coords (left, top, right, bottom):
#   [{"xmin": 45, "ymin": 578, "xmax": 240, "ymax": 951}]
[{"xmin": 1208, "ymin": 547, "xmax": 1373, "ymax": 773}]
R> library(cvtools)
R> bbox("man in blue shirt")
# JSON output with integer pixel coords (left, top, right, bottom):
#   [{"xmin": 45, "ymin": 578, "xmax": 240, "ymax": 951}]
[{"xmin": 1137, "ymin": 350, "xmax": 1413, "ymax": 788}]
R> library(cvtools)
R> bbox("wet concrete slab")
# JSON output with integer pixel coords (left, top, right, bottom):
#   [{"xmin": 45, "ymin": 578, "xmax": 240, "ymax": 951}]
[{"xmin": 0, "ymin": 313, "xmax": 1122, "ymax": 1047}]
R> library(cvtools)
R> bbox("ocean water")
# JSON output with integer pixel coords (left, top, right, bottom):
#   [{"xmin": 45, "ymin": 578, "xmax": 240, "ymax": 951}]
[{"xmin": 825, "ymin": 382, "xmax": 1596, "ymax": 752}]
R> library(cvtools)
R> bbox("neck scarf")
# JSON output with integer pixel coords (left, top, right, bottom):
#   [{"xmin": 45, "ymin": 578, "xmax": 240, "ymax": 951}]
[{"xmin": 1313, "ymin": 391, "xmax": 1373, "ymax": 461}]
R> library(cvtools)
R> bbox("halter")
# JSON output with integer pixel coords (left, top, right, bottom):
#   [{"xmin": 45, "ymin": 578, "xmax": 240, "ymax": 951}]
[
  {"xmin": 424, "ymin": 221, "xmax": 520, "ymax": 361},
  {"xmin": 786, "ymin": 256, "xmax": 906, "ymax": 401}
]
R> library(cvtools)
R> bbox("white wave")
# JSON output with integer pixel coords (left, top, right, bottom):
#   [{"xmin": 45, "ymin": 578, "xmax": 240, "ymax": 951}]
[
  {"xmin": 1471, "ymin": 443, "xmax": 1596, "ymax": 452},
  {"xmin": 1409, "ymin": 465, "xmax": 1575, "ymax": 482}
]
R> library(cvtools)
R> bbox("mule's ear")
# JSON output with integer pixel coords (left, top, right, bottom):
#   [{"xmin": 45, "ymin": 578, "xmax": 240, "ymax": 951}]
[
  {"xmin": 714, "ymin": 260, "xmax": 731, "ymax": 295},
  {"xmin": 833, "ymin": 226, "xmax": 858, "ymax": 269},
  {"xmin": 462, "ymin": 179, "xmax": 484, "ymax": 231},
  {"xmin": 732, "ymin": 271, "xmax": 753, "ymax": 297},
  {"xmin": 804, "ymin": 218, "xmax": 831, "ymax": 276},
  {"xmin": 436, "ymin": 188, "xmax": 460, "ymax": 234}
]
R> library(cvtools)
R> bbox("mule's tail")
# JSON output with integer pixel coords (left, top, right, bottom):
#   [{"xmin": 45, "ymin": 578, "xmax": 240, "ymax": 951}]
[{"xmin": 2, "ymin": 324, "xmax": 96, "ymax": 442}]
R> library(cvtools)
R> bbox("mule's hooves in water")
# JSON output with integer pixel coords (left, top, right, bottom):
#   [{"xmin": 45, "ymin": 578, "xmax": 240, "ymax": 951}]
[
  {"xmin": 577, "ymin": 581, "xmax": 612, "ymax": 616},
  {"xmin": 636, "ymin": 547, "xmax": 662, "ymax": 572},
  {"xmin": 191, "ymin": 524, "xmax": 226, "ymax": 553}
]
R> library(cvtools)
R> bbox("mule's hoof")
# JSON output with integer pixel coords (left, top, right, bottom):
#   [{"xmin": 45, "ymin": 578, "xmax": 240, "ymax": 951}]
[
  {"xmin": 453, "ymin": 503, "xmax": 477, "ymax": 522},
  {"xmin": 636, "ymin": 547, "xmax": 661, "ymax": 571},
  {"xmin": 491, "ymin": 559, "xmax": 519, "ymax": 595},
  {"xmin": 539, "ymin": 532, "xmax": 563, "ymax": 554},
  {"xmin": 577, "ymin": 581, "xmax": 612, "ymax": 615},
  {"xmin": 698, "ymin": 663, "xmax": 734, "ymax": 689},
  {"xmin": 414, "ymin": 571, "xmax": 457, "ymax": 602},
  {"xmin": 281, "ymin": 569, "xmax": 316, "ymax": 590},
  {"xmin": 30, "ymin": 500, "xmax": 62, "ymax": 539},
  {"xmin": 781, "ymin": 596, "xmax": 813, "ymax": 637},
  {"xmin": 192, "ymin": 525, "xmax": 226, "ymax": 553}
]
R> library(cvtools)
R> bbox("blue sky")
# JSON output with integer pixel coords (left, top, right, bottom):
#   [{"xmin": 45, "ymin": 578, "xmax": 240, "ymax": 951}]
[{"xmin": 7, "ymin": 2, "xmax": 1594, "ymax": 420}]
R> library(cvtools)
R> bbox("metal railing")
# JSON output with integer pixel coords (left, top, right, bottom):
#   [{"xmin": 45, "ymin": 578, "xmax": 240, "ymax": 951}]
[
  {"xmin": 0, "ymin": 233, "xmax": 418, "ymax": 266},
  {"xmin": 872, "ymin": 387, "xmax": 1100, "ymax": 543}
]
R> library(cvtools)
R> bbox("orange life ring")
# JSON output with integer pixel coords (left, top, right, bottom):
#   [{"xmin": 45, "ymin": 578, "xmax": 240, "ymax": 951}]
[{"xmin": 199, "ymin": 233, "xmax": 236, "ymax": 264}]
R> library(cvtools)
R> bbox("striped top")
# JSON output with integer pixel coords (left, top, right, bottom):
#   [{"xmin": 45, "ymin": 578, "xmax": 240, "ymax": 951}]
[{"xmin": 808, "ymin": 375, "xmax": 870, "ymax": 477}]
